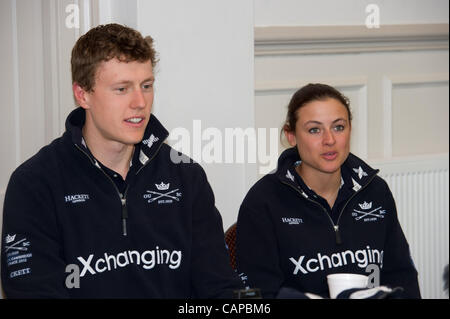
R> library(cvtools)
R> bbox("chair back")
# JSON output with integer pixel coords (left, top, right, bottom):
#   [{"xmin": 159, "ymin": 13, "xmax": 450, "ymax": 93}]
[{"xmin": 224, "ymin": 223, "xmax": 237, "ymax": 270}]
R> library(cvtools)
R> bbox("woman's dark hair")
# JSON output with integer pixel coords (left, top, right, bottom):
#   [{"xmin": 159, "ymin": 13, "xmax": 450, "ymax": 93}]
[{"xmin": 283, "ymin": 83, "xmax": 352, "ymax": 132}]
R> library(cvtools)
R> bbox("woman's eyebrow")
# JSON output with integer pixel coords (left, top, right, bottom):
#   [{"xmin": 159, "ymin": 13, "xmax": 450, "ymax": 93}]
[
  {"xmin": 303, "ymin": 120, "xmax": 322, "ymax": 126},
  {"xmin": 303, "ymin": 118, "xmax": 347, "ymax": 126},
  {"xmin": 333, "ymin": 118, "xmax": 348, "ymax": 123}
]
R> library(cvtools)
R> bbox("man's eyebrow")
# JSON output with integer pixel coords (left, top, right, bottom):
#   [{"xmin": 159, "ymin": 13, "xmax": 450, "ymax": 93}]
[
  {"xmin": 142, "ymin": 76, "xmax": 155, "ymax": 83},
  {"xmin": 112, "ymin": 80, "xmax": 132, "ymax": 85},
  {"xmin": 111, "ymin": 77, "xmax": 155, "ymax": 85}
]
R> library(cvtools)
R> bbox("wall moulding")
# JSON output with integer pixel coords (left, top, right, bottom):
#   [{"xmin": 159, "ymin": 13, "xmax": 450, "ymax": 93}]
[
  {"xmin": 368, "ymin": 153, "xmax": 449, "ymax": 175},
  {"xmin": 382, "ymin": 73, "xmax": 449, "ymax": 158},
  {"xmin": 254, "ymin": 24, "xmax": 449, "ymax": 56},
  {"xmin": 255, "ymin": 76, "xmax": 368, "ymax": 94}
]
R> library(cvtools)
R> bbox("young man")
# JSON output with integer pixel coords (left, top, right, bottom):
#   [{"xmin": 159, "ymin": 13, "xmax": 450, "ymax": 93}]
[{"xmin": 1, "ymin": 24, "xmax": 242, "ymax": 298}]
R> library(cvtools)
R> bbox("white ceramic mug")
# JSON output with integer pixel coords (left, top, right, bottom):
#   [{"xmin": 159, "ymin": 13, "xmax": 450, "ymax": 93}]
[{"xmin": 327, "ymin": 273, "xmax": 368, "ymax": 299}]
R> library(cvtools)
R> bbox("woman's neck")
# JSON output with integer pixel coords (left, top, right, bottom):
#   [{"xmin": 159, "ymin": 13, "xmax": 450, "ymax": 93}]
[{"xmin": 296, "ymin": 164, "xmax": 342, "ymax": 208}]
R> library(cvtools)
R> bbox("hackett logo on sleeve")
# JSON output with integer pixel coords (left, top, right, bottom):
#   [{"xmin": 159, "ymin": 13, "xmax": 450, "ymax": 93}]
[{"xmin": 4, "ymin": 233, "xmax": 33, "ymax": 279}]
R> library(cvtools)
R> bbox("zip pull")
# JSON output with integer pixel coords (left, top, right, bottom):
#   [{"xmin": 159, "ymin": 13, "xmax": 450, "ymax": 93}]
[
  {"xmin": 121, "ymin": 197, "xmax": 128, "ymax": 236},
  {"xmin": 334, "ymin": 225, "xmax": 342, "ymax": 245}
]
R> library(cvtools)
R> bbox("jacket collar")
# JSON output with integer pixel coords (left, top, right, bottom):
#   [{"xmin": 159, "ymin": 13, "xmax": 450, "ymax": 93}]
[
  {"xmin": 64, "ymin": 107, "xmax": 169, "ymax": 166},
  {"xmin": 274, "ymin": 147, "xmax": 379, "ymax": 194}
]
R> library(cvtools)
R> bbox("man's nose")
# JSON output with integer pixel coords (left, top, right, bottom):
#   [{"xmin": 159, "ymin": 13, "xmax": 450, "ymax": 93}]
[{"xmin": 131, "ymin": 88, "xmax": 146, "ymax": 108}]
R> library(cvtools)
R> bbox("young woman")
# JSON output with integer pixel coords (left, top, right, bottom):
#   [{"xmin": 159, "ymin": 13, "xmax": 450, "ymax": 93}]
[{"xmin": 235, "ymin": 83, "xmax": 421, "ymax": 298}]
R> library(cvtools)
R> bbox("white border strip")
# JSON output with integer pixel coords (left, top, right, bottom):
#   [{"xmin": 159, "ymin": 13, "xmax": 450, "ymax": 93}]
[{"xmin": 11, "ymin": 0, "xmax": 20, "ymax": 166}]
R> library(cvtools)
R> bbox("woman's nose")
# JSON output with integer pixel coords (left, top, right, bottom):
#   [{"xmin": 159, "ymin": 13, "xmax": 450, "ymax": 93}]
[{"xmin": 323, "ymin": 129, "xmax": 336, "ymax": 145}]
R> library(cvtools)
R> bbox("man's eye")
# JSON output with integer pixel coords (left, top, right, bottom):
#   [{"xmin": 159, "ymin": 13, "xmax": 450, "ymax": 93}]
[
  {"xmin": 115, "ymin": 87, "xmax": 126, "ymax": 93},
  {"xmin": 308, "ymin": 128, "xmax": 320, "ymax": 134},
  {"xmin": 142, "ymin": 83, "xmax": 153, "ymax": 90}
]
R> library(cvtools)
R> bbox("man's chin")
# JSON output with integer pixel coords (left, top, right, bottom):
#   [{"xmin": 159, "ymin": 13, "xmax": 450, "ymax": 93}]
[{"xmin": 120, "ymin": 136, "xmax": 144, "ymax": 146}]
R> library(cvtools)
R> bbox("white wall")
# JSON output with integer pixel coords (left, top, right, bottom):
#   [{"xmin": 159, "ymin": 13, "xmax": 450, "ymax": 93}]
[
  {"xmin": 254, "ymin": 0, "xmax": 449, "ymax": 26},
  {"xmin": 133, "ymin": 0, "xmax": 255, "ymax": 230}
]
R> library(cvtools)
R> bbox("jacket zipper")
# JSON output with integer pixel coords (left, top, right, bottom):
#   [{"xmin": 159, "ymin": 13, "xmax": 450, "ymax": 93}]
[
  {"xmin": 282, "ymin": 173, "xmax": 378, "ymax": 245},
  {"xmin": 333, "ymin": 174, "xmax": 378, "ymax": 242},
  {"xmin": 135, "ymin": 142, "xmax": 165, "ymax": 175},
  {"xmin": 75, "ymin": 144, "xmax": 131, "ymax": 236},
  {"xmin": 282, "ymin": 182, "xmax": 340, "ymax": 243},
  {"xmin": 76, "ymin": 142, "xmax": 164, "ymax": 236},
  {"xmin": 120, "ymin": 188, "xmax": 129, "ymax": 236}
]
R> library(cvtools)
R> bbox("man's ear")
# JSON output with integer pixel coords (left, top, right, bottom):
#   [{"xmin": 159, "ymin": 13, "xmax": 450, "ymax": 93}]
[
  {"xmin": 72, "ymin": 83, "xmax": 90, "ymax": 109},
  {"xmin": 284, "ymin": 126, "xmax": 297, "ymax": 147}
]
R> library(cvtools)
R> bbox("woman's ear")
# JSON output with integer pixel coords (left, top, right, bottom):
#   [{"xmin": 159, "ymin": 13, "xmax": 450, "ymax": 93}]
[
  {"xmin": 283, "ymin": 125, "xmax": 297, "ymax": 147},
  {"xmin": 72, "ymin": 83, "xmax": 90, "ymax": 109}
]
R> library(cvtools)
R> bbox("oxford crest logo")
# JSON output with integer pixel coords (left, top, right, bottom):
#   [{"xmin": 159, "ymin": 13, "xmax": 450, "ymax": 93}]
[
  {"xmin": 352, "ymin": 201, "xmax": 386, "ymax": 222},
  {"xmin": 143, "ymin": 181, "xmax": 182, "ymax": 205}
]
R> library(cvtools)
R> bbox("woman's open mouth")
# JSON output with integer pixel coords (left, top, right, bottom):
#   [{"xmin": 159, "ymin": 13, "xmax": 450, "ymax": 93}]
[{"xmin": 321, "ymin": 151, "xmax": 338, "ymax": 160}]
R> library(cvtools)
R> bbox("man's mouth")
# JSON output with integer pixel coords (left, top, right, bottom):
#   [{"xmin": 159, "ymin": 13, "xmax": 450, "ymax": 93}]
[{"xmin": 125, "ymin": 117, "xmax": 144, "ymax": 124}]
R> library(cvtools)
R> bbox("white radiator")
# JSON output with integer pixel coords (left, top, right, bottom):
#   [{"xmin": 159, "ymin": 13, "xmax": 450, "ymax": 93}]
[{"xmin": 371, "ymin": 154, "xmax": 449, "ymax": 299}]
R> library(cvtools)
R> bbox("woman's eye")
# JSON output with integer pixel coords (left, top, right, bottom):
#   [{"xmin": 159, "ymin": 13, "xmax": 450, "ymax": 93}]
[
  {"xmin": 308, "ymin": 128, "xmax": 320, "ymax": 134},
  {"xmin": 334, "ymin": 125, "xmax": 345, "ymax": 131}
]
